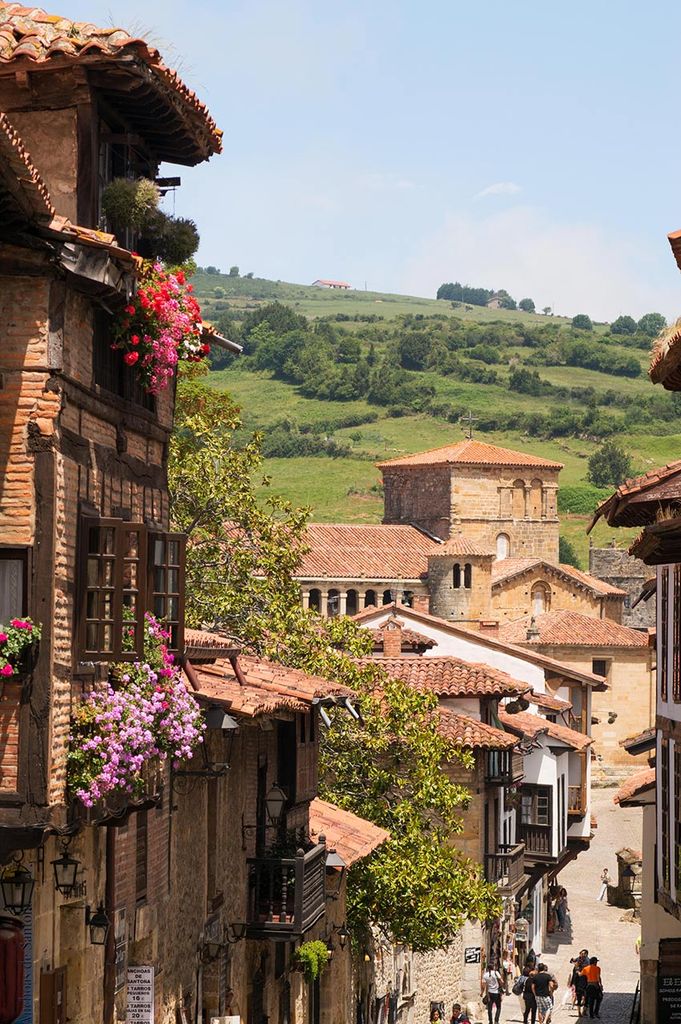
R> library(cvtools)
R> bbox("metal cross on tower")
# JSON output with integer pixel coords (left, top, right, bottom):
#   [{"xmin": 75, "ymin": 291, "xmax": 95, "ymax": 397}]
[{"xmin": 460, "ymin": 410, "xmax": 478, "ymax": 440}]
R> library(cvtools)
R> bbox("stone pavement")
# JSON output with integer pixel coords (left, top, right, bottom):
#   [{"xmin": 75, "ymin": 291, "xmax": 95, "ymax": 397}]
[{"xmin": 495, "ymin": 787, "xmax": 642, "ymax": 1024}]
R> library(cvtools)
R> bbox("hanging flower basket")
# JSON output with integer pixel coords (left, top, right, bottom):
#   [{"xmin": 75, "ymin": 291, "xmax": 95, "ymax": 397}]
[
  {"xmin": 0, "ymin": 618, "xmax": 41, "ymax": 679},
  {"xmin": 67, "ymin": 614, "xmax": 204, "ymax": 808},
  {"xmin": 111, "ymin": 261, "xmax": 210, "ymax": 394}
]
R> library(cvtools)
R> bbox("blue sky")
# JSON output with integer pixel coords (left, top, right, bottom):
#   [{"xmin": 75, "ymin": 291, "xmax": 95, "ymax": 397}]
[{"xmin": 68, "ymin": 0, "xmax": 681, "ymax": 319}]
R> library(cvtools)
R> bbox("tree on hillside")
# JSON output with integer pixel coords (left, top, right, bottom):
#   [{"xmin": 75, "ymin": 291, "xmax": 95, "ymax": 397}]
[
  {"xmin": 240, "ymin": 301, "xmax": 308, "ymax": 353},
  {"xmin": 518, "ymin": 298, "xmax": 535, "ymax": 313},
  {"xmin": 437, "ymin": 282, "xmax": 494, "ymax": 306},
  {"xmin": 637, "ymin": 312, "xmax": 666, "ymax": 337},
  {"xmin": 228, "ymin": 265, "xmax": 240, "ymax": 277},
  {"xmin": 169, "ymin": 369, "xmax": 500, "ymax": 949},
  {"xmin": 571, "ymin": 314, "xmax": 593, "ymax": 331},
  {"xmin": 495, "ymin": 289, "xmax": 517, "ymax": 310},
  {"xmin": 587, "ymin": 441, "xmax": 633, "ymax": 487},
  {"xmin": 558, "ymin": 535, "xmax": 581, "ymax": 568},
  {"xmin": 610, "ymin": 315, "xmax": 637, "ymax": 335},
  {"xmin": 542, "ymin": 306, "xmax": 552, "ymax": 316},
  {"xmin": 244, "ymin": 271, "xmax": 255, "ymax": 279}
]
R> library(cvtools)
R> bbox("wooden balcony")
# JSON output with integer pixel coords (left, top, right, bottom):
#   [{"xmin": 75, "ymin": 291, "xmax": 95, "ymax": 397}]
[
  {"xmin": 246, "ymin": 843, "xmax": 326, "ymax": 939},
  {"xmin": 484, "ymin": 843, "xmax": 525, "ymax": 894},
  {"xmin": 568, "ymin": 784, "xmax": 586, "ymax": 817},
  {"xmin": 519, "ymin": 823, "xmax": 553, "ymax": 861},
  {"xmin": 485, "ymin": 749, "xmax": 524, "ymax": 786}
]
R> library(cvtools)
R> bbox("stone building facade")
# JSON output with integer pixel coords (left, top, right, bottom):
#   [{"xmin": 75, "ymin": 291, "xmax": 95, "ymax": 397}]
[
  {"xmin": 378, "ymin": 439, "xmax": 562, "ymax": 560},
  {"xmin": 589, "ymin": 544, "xmax": 655, "ymax": 629}
]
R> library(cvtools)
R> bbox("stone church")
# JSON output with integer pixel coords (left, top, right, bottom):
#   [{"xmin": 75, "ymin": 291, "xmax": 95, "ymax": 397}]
[{"xmin": 296, "ymin": 438, "xmax": 626, "ymax": 623}]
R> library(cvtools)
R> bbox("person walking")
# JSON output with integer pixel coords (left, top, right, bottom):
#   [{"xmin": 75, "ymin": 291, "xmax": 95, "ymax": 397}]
[
  {"xmin": 580, "ymin": 957, "xmax": 603, "ymax": 1019},
  {"xmin": 481, "ymin": 960, "xmax": 503, "ymax": 1024},
  {"xmin": 531, "ymin": 963, "xmax": 557, "ymax": 1024},
  {"xmin": 516, "ymin": 966, "xmax": 537, "ymax": 1024},
  {"xmin": 569, "ymin": 950, "xmax": 590, "ymax": 1016},
  {"xmin": 597, "ymin": 868, "xmax": 611, "ymax": 902},
  {"xmin": 555, "ymin": 888, "xmax": 570, "ymax": 932}
]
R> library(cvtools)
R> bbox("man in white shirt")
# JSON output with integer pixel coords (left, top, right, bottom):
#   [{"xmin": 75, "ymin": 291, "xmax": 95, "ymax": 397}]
[{"xmin": 481, "ymin": 960, "xmax": 504, "ymax": 1024}]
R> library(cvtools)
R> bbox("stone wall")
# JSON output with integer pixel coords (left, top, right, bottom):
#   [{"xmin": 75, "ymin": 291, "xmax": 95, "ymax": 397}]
[
  {"xmin": 492, "ymin": 570, "xmax": 622, "ymax": 624},
  {"xmin": 589, "ymin": 546, "xmax": 655, "ymax": 629},
  {"xmin": 428, "ymin": 555, "xmax": 493, "ymax": 622},
  {"xmin": 382, "ymin": 466, "xmax": 452, "ymax": 539}
]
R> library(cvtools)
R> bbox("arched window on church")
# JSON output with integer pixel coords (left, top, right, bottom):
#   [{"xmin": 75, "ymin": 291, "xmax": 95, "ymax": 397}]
[
  {"xmin": 531, "ymin": 582, "xmax": 551, "ymax": 616},
  {"xmin": 464, "ymin": 563, "xmax": 472, "ymax": 589},
  {"xmin": 364, "ymin": 589, "xmax": 377, "ymax": 607},
  {"xmin": 496, "ymin": 533, "xmax": 510, "ymax": 560},
  {"xmin": 327, "ymin": 588, "xmax": 340, "ymax": 617},
  {"xmin": 452, "ymin": 564, "xmax": 462, "ymax": 589},
  {"xmin": 530, "ymin": 478, "xmax": 543, "ymax": 518},
  {"xmin": 382, "ymin": 589, "xmax": 393, "ymax": 605},
  {"xmin": 309, "ymin": 589, "xmax": 321, "ymax": 612},
  {"xmin": 346, "ymin": 589, "xmax": 358, "ymax": 616},
  {"xmin": 512, "ymin": 479, "xmax": 526, "ymax": 519}
]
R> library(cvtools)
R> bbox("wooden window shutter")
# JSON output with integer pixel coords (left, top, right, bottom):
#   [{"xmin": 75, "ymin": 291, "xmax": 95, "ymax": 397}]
[{"xmin": 148, "ymin": 532, "xmax": 186, "ymax": 654}]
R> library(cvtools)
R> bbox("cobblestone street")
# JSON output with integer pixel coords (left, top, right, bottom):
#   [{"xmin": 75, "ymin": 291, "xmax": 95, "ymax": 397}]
[{"xmin": 496, "ymin": 787, "xmax": 642, "ymax": 1024}]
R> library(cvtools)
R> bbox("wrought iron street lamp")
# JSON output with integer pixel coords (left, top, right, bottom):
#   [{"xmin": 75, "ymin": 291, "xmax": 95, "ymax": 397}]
[
  {"xmin": 225, "ymin": 922, "xmax": 247, "ymax": 944},
  {"xmin": 324, "ymin": 847, "xmax": 347, "ymax": 900},
  {"xmin": 265, "ymin": 784, "xmax": 287, "ymax": 825},
  {"xmin": 86, "ymin": 904, "xmax": 111, "ymax": 946},
  {"xmin": 52, "ymin": 839, "xmax": 81, "ymax": 898},
  {"xmin": 1, "ymin": 855, "xmax": 35, "ymax": 916}
]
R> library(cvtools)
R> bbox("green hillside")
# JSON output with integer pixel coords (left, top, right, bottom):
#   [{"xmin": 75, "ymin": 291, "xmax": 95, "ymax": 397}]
[{"xmin": 193, "ymin": 271, "xmax": 676, "ymax": 567}]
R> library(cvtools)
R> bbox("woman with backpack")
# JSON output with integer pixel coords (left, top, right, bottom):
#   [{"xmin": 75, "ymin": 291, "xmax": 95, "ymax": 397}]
[
  {"xmin": 513, "ymin": 967, "xmax": 537, "ymax": 1024},
  {"xmin": 481, "ymin": 960, "xmax": 504, "ymax": 1024}
]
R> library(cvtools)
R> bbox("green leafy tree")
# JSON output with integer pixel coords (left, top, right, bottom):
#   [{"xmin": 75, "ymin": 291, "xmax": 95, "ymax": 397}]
[
  {"xmin": 518, "ymin": 298, "xmax": 535, "ymax": 313},
  {"xmin": 637, "ymin": 312, "xmax": 666, "ymax": 337},
  {"xmin": 169, "ymin": 370, "xmax": 501, "ymax": 949},
  {"xmin": 558, "ymin": 535, "xmax": 581, "ymax": 568},
  {"xmin": 587, "ymin": 441, "xmax": 633, "ymax": 487},
  {"xmin": 542, "ymin": 306, "xmax": 552, "ymax": 316},
  {"xmin": 229, "ymin": 265, "xmax": 240, "ymax": 277},
  {"xmin": 571, "ymin": 314, "xmax": 593, "ymax": 331},
  {"xmin": 610, "ymin": 315, "xmax": 637, "ymax": 335}
]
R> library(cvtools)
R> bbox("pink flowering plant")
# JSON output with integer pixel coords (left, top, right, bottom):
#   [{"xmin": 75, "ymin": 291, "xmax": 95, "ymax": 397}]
[
  {"xmin": 0, "ymin": 617, "xmax": 41, "ymax": 678},
  {"xmin": 67, "ymin": 613, "xmax": 204, "ymax": 808},
  {"xmin": 111, "ymin": 261, "xmax": 209, "ymax": 395}
]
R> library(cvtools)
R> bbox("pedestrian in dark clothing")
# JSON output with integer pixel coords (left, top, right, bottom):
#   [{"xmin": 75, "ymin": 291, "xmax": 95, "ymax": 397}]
[
  {"xmin": 519, "ymin": 967, "xmax": 537, "ymax": 1024},
  {"xmin": 580, "ymin": 958, "xmax": 603, "ymax": 1019},
  {"xmin": 570, "ymin": 950, "xmax": 589, "ymax": 1016},
  {"xmin": 532, "ymin": 964, "xmax": 557, "ymax": 1024}
]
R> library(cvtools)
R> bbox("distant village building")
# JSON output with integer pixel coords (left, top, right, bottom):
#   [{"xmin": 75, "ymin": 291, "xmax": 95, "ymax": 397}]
[{"xmin": 312, "ymin": 278, "xmax": 351, "ymax": 289}]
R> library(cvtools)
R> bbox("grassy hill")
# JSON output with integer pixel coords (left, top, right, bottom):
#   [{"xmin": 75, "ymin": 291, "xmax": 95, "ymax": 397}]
[{"xmin": 193, "ymin": 271, "xmax": 675, "ymax": 567}]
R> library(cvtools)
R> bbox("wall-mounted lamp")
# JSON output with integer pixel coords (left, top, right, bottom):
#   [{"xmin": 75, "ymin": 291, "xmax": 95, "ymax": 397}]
[
  {"xmin": 324, "ymin": 846, "xmax": 347, "ymax": 900},
  {"xmin": 1, "ymin": 854, "xmax": 35, "ymax": 916},
  {"xmin": 265, "ymin": 784, "xmax": 287, "ymax": 825},
  {"xmin": 326, "ymin": 922, "xmax": 349, "ymax": 952},
  {"xmin": 52, "ymin": 838, "xmax": 81, "ymax": 898},
  {"xmin": 225, "ymin": 922, "xmax": 247, "ymax": 944},
  {"xmin": 85, "ymin": 904, "xmax": 111, "ymax": 946}
]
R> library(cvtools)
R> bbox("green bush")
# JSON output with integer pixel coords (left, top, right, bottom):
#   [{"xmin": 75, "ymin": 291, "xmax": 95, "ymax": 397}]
[
  {"xmin": 101, "ymin": 177, "xmax": 159, "ymax": 230},
  {"xmin": 557, "ymin": 484, "xmax": 611, "ymax": 515}
]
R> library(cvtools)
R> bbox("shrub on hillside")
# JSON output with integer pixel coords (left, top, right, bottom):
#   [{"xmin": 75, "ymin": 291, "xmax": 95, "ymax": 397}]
[
  {"xmin": 557, "ymin": 484, "xmax": 611, "ymax": 515},
  {"xmin": 587, "ymin": 441, "xmax": 633, "ymax": 487},
  {"xmin": 558, "ymin": 536, "xmax": 581, "ymax": 568}
]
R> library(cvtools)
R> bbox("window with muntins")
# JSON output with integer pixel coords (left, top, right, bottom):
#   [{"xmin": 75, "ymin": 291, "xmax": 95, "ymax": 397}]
[
  {"xmin": 77, "ymin": 517, "xmax": 185, "ymax": 662},
  {"xmin": 520, "ymin": 785, "xmax": 552, "ymax": 826}
]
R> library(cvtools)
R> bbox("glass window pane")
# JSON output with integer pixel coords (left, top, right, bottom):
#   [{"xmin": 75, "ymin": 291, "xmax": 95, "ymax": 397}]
[
  {"xmin": 102, "ymin": 624, "xmax": 113, "ymax": 652},
  {"xmin": 154, "ymin": 567, "xmax": 166, "ymax": 592},
  {"xmin": 103, "ymin": 560, "xmax": 114, "ymax": 585},
  {"xmin": 87, "ymin": 557, "xmax": 100, "ymax": 587},
  {"xmin": 168, "ymin": 540, "xmax": 179, "ymax": 564},
  {"xmin": 0, "ymin": 558, "xmax": 24, "ymax": 622},
  {"xmin": 87, "ymin": 591, "xmax": 98, "ymax": 618},
  {"xmin": 153, "ymin": 538, "xmax": 165, "ymax": 566},
  {"xmin": 104, "ymin": 528, "xmax": 115, "ymax": 555},
  {"xmin": 87, "ymin": 526, "xmax": 100, "ymax": 554},
  {"xmin": 154, "ymin": 596, "xmax": 165, "ymax": 618},
  {"xmin": 124, "ymin": 532, "xmax": 139, "ymax": 558},
  {"xmin": 167, "ymin": 596, "xmax": 178, "ymax": 621},
  {"xmin": 102, "ymin": 593, "xmax": 113, "ymax": 619},
  {"xmin": 86, "ymin": 623, "xmax": 98, "ymax": 651}
]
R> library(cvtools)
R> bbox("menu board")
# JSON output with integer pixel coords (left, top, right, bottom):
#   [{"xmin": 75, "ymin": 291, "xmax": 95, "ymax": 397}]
[{"xmin": 127, "ymin": 966, "xmax": 154, "ymax": 1024}]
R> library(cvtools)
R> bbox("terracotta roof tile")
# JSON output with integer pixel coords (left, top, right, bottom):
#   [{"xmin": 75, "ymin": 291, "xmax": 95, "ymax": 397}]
[
  {"xmin": 499, "ymin": 709, "xmax": 592, "ymax": 751},
  {"xmin": 650, "ymin": 302, "xmax": 681, "ymax": 388},
  {"xmin": 368, "ymin": 624, "xmax": 436, "ymax": 651},
  {"xmin": 430, "ymin": 536, "xmax": 494, "ymax": 557},
  {"xmin": 377, "ymin": 439, "xmax": 563, "ymax": 470},
  {"xmin": 491, "ymin": 558, "xmax": 625, "ymax": 597},
  {"xmin": 498, "ymin": 611, "xmax": 650, "ymax": 648},
  {"xmin": 437, "ymin": 708, "xmax": 517, "ymax": 750},
  {"xmin": 590, "ymin": 461, "xmax": 681, "ymax": 530},
  {"xmin": 0, "ymin": 3, "xmax": 222, "ymax": 161},
  {"xmin": 352, "ymin": 602, "xmax": 609, "ymax": 690},
  {"xmin": 0, "ymin": 110, "xmax": 53, "ymax": 221},
  {"xmin": 190, "ymin": 655, "xmax": 353, "ymax": 719},
  {"xmin": 528, "ymin": 690, "xmax": 572, "ymax": 712},
  {"xmin": 297, "ymin": 523, "xmax": 437, "ymax": 580},
  {"xmin": 355, "ymin": 655, "xmax": 529, "ymax": 698},
  {"xmin": 614, "ymin": 768, "xmax": 656, "ymax": 806},
  {"xmin": 309, "ymin": 799, "xmax": 389, "ymax": 866}
]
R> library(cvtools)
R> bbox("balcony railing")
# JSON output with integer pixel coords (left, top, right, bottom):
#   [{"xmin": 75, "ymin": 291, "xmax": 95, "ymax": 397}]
[
  {"xmin": 484, "ymin": 843, "xmax": 525, "ymax": 893},
  {"xmin": 246, "ymin": 843, "xmax": 326, "ymax": 939},
  {"xmin": 519, "ymin": 823, "xmax": 553, "ymax": 858},
  {"xmin": 485, "ymin": 749, "xmax": 524, "ymax": 786}
]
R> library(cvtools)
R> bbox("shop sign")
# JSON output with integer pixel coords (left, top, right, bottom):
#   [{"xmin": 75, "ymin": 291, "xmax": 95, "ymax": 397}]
[
  {"xmin": 114, "ymin": 910, "xmax": 127, "ymax": 994},
  {"xmin": 127, "ymin": 965, "xmax": 154, "ymax": 1024},
  {"xmin": 658, "ymin": 975, "xmax": 681, "ymax": 1023},
  {"xmin": 15, "ymin": 907, "xmax": 33, "ymax": 1024},
  {"xmin": 464, "ymin": 947, "xmax": 481, "ymax": 964},
  {"xmin": 515, "ymin": 919, "xmax": 529, "ymax": 941}
]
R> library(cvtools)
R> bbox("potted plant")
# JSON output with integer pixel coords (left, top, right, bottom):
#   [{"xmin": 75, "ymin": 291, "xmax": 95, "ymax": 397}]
[
  {"xmin": 291, "ymin": 940, "xmax": 331, "ymax": 983},
  {"xmin": 0, "ymin": 617, "xmax": 41, "ymax": 680}
]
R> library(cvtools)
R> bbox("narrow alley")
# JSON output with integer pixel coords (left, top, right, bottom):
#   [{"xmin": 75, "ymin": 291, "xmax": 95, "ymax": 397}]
[{"xmin": 498, "ymin": 787, "xmax": 641, "ymax": 1024}]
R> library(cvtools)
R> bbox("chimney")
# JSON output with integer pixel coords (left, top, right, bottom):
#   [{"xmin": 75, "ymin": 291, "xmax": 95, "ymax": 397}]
[
  {"xmin": 381, "ymin": 618, "xmax": 403, "ymax": 658},
  {"xmin": 412, "ymin": 594, "xmax": 430, "ymax": 614},
  {"xmin": 478, "ymin": 620, "xmax": 499, "ymax": 635}
]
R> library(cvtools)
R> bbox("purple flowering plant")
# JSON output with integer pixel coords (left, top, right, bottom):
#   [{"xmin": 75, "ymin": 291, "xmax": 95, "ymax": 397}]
[
  {"xmin": 67, "ymin": 613, "xmax": 204, "ymax": 807},
  {"xmin": 0, "ymin": 617, "xmax": 41, "ymax": 678}
]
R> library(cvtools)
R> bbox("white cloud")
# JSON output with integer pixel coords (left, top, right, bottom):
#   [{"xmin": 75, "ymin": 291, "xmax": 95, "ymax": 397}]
[
  {"xmin": 399, "ymin": 205, "xmax": 681, "ymax": 321},
  {"xmin": 474, "ymin": 181, "xmax": 522, "ymax": 200}
]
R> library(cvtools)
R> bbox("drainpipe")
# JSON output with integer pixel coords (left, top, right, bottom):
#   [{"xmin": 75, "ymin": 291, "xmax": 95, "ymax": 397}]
[{"xmin": 103, "ymin": 826, "xmax": 116, "ymax": 1024}]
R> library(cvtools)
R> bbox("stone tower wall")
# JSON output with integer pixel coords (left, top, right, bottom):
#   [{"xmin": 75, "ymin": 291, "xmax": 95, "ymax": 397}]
[
  {"xmin": 589, "ymin": 546, "xmax": 655, "ymax": 629},
  {"xmin": 428, "ymin": 556, "xmax": 493, "ymax": 621},
  {"xmin": 382, "ymin": 465, "xmax": 451, "ymax": 539}
]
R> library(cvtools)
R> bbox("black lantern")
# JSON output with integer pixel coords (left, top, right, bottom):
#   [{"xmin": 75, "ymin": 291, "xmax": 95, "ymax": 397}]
[
  {"xmin": 265, "ymin": 784, "xmax": 287, "ymax": 825},
  {"xmin": 226, "ymin": 922, "xmax": 247, "ymax": 944},
  {"xmin": 335, "ymin": 923, "xmax": 349, "ymax": 951},
  {"xmin": 325, "ymin": 848, "xmax": 347, "ymax": 900},
  {"xmin": 52, "ymin": 839, "xmax": 80, "ymax": 898},
  {"xmin": 1, "ymin": 856, "xmax": 35, "ymax": 916},
  {"xmin": 86, "ymin": 904, "xmax": 110, "ymax": 946}
]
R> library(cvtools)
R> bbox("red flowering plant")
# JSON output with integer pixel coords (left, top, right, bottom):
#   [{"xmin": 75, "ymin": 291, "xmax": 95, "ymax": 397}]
[
  {"xmin": 111, "ymin": 261, "xmax": 211, "ymax": 394},
  {"xmin": 0, "ymin": 617, "xmax": 42, "ymax": 678}
]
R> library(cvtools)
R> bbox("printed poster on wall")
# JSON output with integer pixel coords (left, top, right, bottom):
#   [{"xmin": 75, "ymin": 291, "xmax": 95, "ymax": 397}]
[
  {"xmin": 15, "ymin": 906, "xmax": 33, "ymax": 1024},
  {"xmin": 127, "ymin": 965, "xmax": 154, "ymax": 1024}
]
